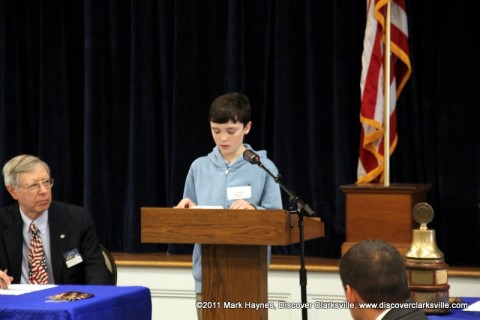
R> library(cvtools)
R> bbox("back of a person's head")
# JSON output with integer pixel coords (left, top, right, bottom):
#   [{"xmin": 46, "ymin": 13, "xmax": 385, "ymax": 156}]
[
  {"xmin": 209, "ymin": 92, "xmax": 251, "ymax": 125},
  {"xmin": 339, "ymin": 239, "xmax": 410, "ymax": 304}
]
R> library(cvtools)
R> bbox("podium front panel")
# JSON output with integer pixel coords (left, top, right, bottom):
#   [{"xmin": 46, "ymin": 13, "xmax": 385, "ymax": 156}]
[{"xmin": 141, "ymin": 208, "xmax": 324, "ymax": 246}]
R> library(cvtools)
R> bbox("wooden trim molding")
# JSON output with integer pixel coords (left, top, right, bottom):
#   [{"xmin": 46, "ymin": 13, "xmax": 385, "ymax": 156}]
[{"xmin": 111, "ymin": 252, "xmax": 480, "ymax": 278}]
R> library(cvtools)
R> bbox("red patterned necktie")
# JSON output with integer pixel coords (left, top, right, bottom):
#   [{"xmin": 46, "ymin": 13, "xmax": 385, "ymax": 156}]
[{"xmin": 28, "ymin": 222, "xmax": 49, "ymax": 284}]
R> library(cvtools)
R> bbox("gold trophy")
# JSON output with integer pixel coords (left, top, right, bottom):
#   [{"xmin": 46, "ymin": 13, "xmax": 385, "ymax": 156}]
[{"xmin": 404, "ymin": 202, "xmax": 450, "ymax": 314}]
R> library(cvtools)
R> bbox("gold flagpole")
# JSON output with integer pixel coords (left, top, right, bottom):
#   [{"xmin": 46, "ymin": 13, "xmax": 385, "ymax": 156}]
[{"xmin": 383, "ymin": 0, "xmax": 391, "ymax": 186}]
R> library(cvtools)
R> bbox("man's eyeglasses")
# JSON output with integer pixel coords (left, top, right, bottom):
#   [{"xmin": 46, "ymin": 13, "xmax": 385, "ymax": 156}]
[{"xmin": 20, "ymin": 179, "xmax": 54, "ymax": 193}]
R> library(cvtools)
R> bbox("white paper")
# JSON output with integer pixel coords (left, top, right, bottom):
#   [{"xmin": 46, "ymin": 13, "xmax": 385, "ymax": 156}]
[
  {"xmin": 0, "ymin": 284, "xmax": 57, "ymax": 295},
  {"xmin": 194, "ymin": 205, "xmax": 223, "ymax": 209},
  {"xmin": 463, "ymin": 300, "xmax": 480, "ymax": 312}
]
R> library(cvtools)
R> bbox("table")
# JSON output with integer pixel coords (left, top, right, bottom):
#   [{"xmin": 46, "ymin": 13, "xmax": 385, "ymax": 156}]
[
  {"xmin": 427, "ymin": 297, "xmax": 480, "ymax": 320},
  {"xmin": 0, "ymin": 285, "xmax": 151, "ymax": 320}
]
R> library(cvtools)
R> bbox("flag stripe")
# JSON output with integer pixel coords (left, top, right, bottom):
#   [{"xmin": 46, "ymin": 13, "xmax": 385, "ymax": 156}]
[{"xmin": 357, "ymin": 0, "xmax": 411, "ymax": 184}]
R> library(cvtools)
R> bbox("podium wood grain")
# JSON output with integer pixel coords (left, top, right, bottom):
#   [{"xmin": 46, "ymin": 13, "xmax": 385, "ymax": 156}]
[
  {"xmin": 141, "ymin": 208, "xmax": 324, "ymax": 245},
  {"xmin": 202, "ymin": 244, "xmax": 268, "ymax": 319},
  {"xmin": 141, "ymin": 208, "xmax": 324, "ymax": 320}
]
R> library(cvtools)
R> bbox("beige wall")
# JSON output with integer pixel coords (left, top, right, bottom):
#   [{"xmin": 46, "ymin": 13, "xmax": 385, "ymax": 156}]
[{"xmin": 116, "ymin": 264, "xmax": 480, "ymax": 320}]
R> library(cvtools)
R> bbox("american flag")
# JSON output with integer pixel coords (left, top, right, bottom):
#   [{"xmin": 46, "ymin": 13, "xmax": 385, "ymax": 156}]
[{"xmin": 357, "ymin": 0, "xmax": 411, "ymax": 184}]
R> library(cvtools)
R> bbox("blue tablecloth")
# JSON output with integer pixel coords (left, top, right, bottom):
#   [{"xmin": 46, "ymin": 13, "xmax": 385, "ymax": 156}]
[
  {"xmin": 0, "ymin": 285, "xmax": 151, "ymax": 320},
  {"xmin": 427, "ymin": 297, "xmax": 480, "ymax": 320}
]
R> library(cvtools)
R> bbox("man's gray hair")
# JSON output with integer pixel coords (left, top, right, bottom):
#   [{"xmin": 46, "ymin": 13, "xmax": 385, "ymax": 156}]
[{"xmin": 2, "ymin": 154, "xmax": 51, "ymax": 188}]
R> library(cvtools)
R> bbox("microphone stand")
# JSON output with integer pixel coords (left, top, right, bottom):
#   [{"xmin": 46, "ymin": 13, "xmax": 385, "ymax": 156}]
[{"xmin": 253, "ymin": 161, "xmax": 314, "ymax": 320}]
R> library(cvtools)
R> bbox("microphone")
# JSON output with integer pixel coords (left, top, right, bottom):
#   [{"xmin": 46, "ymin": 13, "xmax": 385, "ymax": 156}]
[
  {"xmin": 242, "ymin": 148, "xmax": 316, "ymax": 217},
  {"xmin": 243, "ymin": 149, "xmax": 261, "ymax": 165}
]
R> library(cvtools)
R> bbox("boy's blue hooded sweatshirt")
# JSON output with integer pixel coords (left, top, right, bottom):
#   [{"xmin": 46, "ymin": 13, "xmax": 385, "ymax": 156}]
[{"xmin": 181, "ymin": 144, "xmax": 283, "ymax": 293}]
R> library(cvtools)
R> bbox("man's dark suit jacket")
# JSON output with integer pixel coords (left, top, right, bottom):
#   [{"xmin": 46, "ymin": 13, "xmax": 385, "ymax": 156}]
[{"xmin": 0, "ymin": 201, "xmax": 112, "ymax": 285}]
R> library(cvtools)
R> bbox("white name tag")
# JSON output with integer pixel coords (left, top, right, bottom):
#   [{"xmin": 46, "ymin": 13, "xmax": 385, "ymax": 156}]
[
  {"xmin": 227, "ymin": 186, "xmax": 252, "ymax": 200},
  {"xmin": 63, "ymin": 248, "xmax": 84, "ymax": 268}
]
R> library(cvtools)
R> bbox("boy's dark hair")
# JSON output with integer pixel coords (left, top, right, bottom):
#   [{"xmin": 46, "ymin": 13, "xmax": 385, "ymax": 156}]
[
  {"xmin": 339, "ymin": 239, "xmax": 411, "ymax": 304},
  {"xmin": 209, "ymin": 92, "xmax": 251, "ymax": 125}
]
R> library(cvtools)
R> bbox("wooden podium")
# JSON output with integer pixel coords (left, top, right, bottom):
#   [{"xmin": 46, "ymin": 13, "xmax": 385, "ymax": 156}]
[
  {"xmin": 141, "ymin": 208, "xmax": 324, "ymax": 320},
  {"xmin": 340, "ymin": 183, "xmax": 431, "ymax": 255}
]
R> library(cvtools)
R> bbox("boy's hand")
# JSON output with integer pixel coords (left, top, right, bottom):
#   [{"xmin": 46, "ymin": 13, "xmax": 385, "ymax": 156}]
[
  {"xmin": 229, "ymin": 199, "xmax": 256, "ymax": 210},
  {"xmin": 175, "ymin": 198, "xmax": 197, "ymax": 208}
]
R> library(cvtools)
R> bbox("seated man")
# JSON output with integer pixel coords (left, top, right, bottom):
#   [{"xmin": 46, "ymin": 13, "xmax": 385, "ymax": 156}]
[
  {"xmin": 339, "ymin": 239, "xmax": 427, "ymax": 320},
  {"xmin": 0, "ymin": 154, "xmax": 112, "ymax": 285}
]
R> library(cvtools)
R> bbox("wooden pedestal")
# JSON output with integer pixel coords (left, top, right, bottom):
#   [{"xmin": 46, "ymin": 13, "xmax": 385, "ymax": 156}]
[
  {"xmin": 340, "ymin": 183, "xmax": 431, "ymax": 255},
  {"xmin": 202, "ymin": 244, "xmax": 268, "ymax": 319}
]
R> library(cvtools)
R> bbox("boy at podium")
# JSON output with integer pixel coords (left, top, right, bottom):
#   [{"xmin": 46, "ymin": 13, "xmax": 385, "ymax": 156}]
[{"xmin": 175, "ymin": 92, "xmax": 283, "ymax": 319}]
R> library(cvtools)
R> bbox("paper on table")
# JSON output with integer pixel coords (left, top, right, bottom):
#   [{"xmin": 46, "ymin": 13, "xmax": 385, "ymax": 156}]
[
  {"xmin": 0, "ymin": 284, "xmax": 57, "ymax": 295},
  {"xmin": 46, "ymin": 291, "xmax": 94, "ymax": 302},
  {"xmin": 194, "ymin": 206, "xmax": 223, "ymax": 209},
  {"xmin": 463, "ymin": 300, "xmax": 480, "ymax": 312}
]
